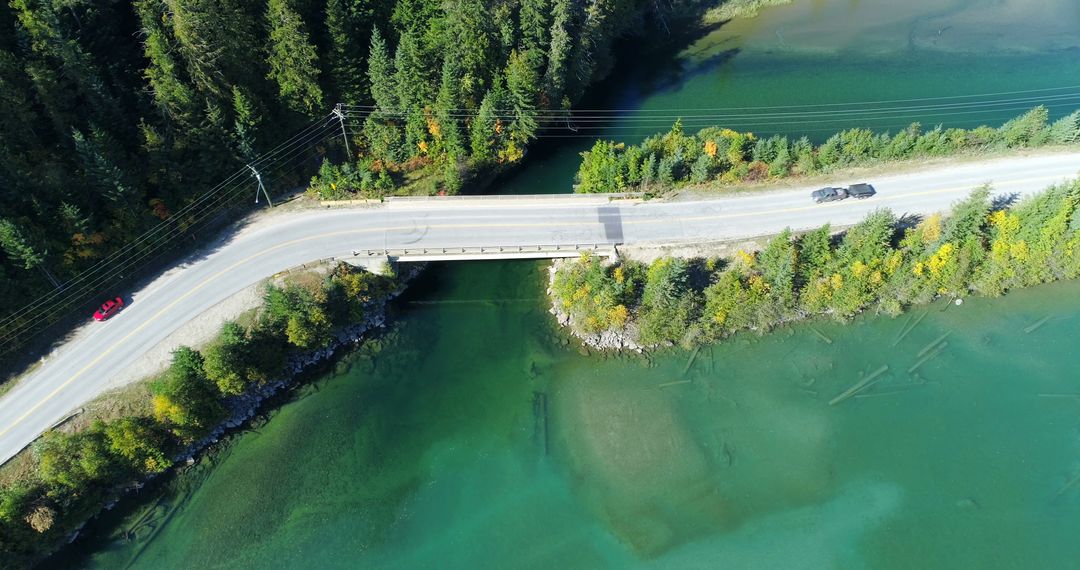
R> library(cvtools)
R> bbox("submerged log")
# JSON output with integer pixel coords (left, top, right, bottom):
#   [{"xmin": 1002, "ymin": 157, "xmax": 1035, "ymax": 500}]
[
  {"xmin": 809, "ymin": 326, "xmax": 833, "ymax": 344},
  {"xmin": 681, "ymin": 346, "xmax": 701, "ymax": 377},
  {"xmin": 892, "ymin": 311, "xmax": 928, "ymax": 346},
  {"xmin": 829, "ymin": 365, "xmax": 889, "ymax": 406},
  {"xmin": 908, "ymin": 342, "xmax": 948, "ymax": 374},
  {"xmin": 917, "ymin": 331, "xmax": 952, "ymax": 358},
  {"xmin": 1024, "ymin": 316, "xmax": 1052, "ymax": 334}
]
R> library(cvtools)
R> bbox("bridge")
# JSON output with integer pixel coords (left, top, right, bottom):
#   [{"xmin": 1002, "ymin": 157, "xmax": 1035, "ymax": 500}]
[
  {"xmin": 349, "ymin": 244, "xmax": 618, "ymax": 266},
  {"xmin": 0, "ymin": 151, "xmax": 1078, "ymax": 465}
]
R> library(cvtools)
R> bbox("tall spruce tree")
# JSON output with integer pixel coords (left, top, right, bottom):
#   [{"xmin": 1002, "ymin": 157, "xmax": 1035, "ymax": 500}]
[
  {"xmin": 165, "ymin": 0, "xmax": 262, "ymax": 102},
  {"xmin": 505, "ymin": 50, "xmax": 539, "ymax": 143},
  {"xmin": 134, "ymin": 0, "xmax": 198, "ymax": 124},
  {"xmin": 266, "ymin": 0, "xmax": 324, "ymax": 114},
  {"xmin": 325, "ymin": 0, "xmax": 371, "ymax": 105},
  {"xmin": 367, "ymin": 26, "xmax": 397, "ymax": 112},
  {"xmin": 231, "ymin": 86, "xmax": 260, "ymax": 161},
  {"xmin": 544, "ymin": 0, "xmax": 576, "ymax": 105},
  {"xmin": 443, "ymin": 0, "xmax": 497, "ymax": 107},
  {"xmin": 520, "ymin": 0, "xmax": 551, "ymax": 55}
]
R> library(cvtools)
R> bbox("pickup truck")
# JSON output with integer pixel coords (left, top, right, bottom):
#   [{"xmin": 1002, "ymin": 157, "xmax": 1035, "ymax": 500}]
[
  {"xmin": 811, "ymin": 183, "xmax": 876, "ymax": 203},
  {"xmin": 811, "ymin": 186, "xmax": 846, "ymax": 203}
]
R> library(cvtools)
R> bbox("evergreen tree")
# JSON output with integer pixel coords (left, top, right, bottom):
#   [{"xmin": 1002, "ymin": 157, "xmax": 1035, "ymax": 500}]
[
  {"xmin": 0, "ymin": 218, "xmax": 45, "ymax": 272},
  {"xmin": 72, "ymin": 128, "xmax": 139, "ymax": 220},
  {"xmin": 325, "ymin": 0, "xmax": 371, "ymax": 105},
  {"xmin": 435, "ymin": 51, "xmax": 465, "ymax": 156},
  {"xmin": 367, "ymin": 26, "xmax": 397, "ymax": 112},
  {"xmin": 505, "ymin": 50, "xmax": 539, "ymax": 144},
  {"xmin": 231, "ymin": 86, "xmax": 260, "ymax": 161},
  {"xmin": 520, "ymin": 0, "xmax": 552, "ymax": 55},
  {"xmin": 394, "ymin": 29, "xmax": 433, "ymax": 152},
  {"xmin": 393, "ymin": 28, "xmax": 431, "ymax": 110},
  {"xmin": 134, "ymin": 0, "xmax": 198, "ymax": 123},
  {"xmin": 471, "ymin": 76, "xmax": 512, "ymax": 162},
  {"xmin": 165, "ymin": 0, "xmax": 263, "ymax": 101},
  {"xmin": 266, "ymin": 0, "xmax": 324, "ymax": 114},
  {"xmin": 544, "ymin": 0, "xmax": 575, "ymax": 105},
  {"xmin": 443, "ymin": 0, "xmax": 497, "ymax": 107}
]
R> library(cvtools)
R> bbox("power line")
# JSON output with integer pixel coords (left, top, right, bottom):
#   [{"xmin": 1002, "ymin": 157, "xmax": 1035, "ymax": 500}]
[
  {"xmin": 0, "ymin": 141, "xmax": 336, "ymax": 348},
  {"xmin": 0, "ymin": 129, "xmax": 338, "ymax": 340},
  {"xmin": 340, "ymin": 91, "xmax": 1080, "ymax": 123},
  {"xmin": 0, "ymin": 116, "xmax": 343, "ymax": 351},
  {"xmin": 0, "ymin": 119, "xmax": 338, "ymax": 336},
  {"xmin": 341, "ymin": 83, "xmax": 1080, "ymax": 113}
]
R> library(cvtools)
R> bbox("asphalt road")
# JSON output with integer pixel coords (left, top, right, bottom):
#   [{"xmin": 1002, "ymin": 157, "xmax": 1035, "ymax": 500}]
[{"xmin": 1, "ymin": 152, "xmax": 1078, "ymax": 464}]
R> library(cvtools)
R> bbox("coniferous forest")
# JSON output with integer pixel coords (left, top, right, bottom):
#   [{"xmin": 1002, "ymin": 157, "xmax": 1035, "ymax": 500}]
[{"xmin": 0, "ymin": 0, "xmax": 715, "ymax": 352}]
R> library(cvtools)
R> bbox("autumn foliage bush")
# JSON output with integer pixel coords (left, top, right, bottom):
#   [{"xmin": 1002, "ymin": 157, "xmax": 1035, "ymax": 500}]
[
  {"xmin": 575, "ymin": 107, "xmax": 1080, "ymax": 193},
  {"xmin": 553, "ymin": 179, "xmax": 1080, "ymax": 347}
]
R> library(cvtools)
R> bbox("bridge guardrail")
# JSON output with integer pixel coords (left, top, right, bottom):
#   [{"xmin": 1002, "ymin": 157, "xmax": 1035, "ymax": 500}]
[
  {"xmin": 350, "ymin": 243, "xmax": 618, "ymax": 258},
  {"xmin": 384, "ymin": 192, "xmax": 642, "ymax": 203}
]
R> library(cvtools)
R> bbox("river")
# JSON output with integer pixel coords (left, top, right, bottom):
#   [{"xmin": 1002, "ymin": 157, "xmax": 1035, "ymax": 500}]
[{"xmin": 55, "ymin": 1, "xmax": 1080, "ymax": 568}]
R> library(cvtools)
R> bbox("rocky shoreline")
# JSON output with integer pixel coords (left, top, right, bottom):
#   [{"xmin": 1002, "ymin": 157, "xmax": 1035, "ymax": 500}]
[{"xmin": 547, "ymin": 260, "xmax": 645, "ymax": 352}]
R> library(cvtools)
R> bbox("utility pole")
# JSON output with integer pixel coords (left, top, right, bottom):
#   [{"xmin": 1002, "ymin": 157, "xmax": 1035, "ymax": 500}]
[
  {"xmin": 333, "ymin": 103, "xmax": 351, "ymax": 158},
  {"xmin": 248, "ymin": 164, "xmax": 273, "ymax": 207}
]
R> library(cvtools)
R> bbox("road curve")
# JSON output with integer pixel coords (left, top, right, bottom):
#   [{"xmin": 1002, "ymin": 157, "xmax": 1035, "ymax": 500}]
[{"xmin": 1, "ymin": 152, "xmax": 1078, "ymax": 464}]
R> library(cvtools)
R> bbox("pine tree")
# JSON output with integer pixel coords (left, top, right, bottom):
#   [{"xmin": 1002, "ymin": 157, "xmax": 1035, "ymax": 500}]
[
  {"xmin": 505, "ymin": 50, "xmax": 539, "ymax": 143},
  {"xmin": 266, "ymin": 0, "xmax": 324, "ymax": 114},
  {"xmin": 11, "ymin": 0, "xmax": 125, "ymax": 131},
  {"xmin": 134, "ymin": 0, "xmax": 198, "ymax": 123},
  {"xmin": 165, "ymin": 0, "xmax": 262, "ymax": 101},
  {"xmin": 520, "ymin": 0, "xmax": 551, "ymax": 55},
  {"xmin": 0, "ymin": 218, "xmax": 44, "ymax": 271},
  {"xmin": 0, "ymin": 50, "xmax": 41, "ymax": 150},
  {"xmin": 0, "ymin": 218, "xmax": 57, "ymax": 287},
  {"xmin": 544, "ymin": 0, "xmax": 576, "ymax": 105},
  {"xmin": 72, "ymin": 128, "xmax": 139, "ymax": 220},
  {"xmin": 367, "ymin": 26, "xmax": 397, "ymax": 112},
  {"xmin": 325, "ymin": 0, "xmax": 371, "ymax": 105},
  {"xmin": 393, "ymin": 28, "xmax": 431, "ymax": 110},
  {"xmin": 435, "ymin": 51, "xmax": 465, "ymax": 157},
  {"xmin": 231, "ymin": 86, "xmax": 260, "ymax": 161},
  {"xmin": 470, "ymin": 87, "xmax": 499, "ymax": 162},
  {"xmin": 1050, "ymin": 110, "xmax": 1080, "ymax": 144},
  {"xmin": 443, "ymin": 0, "xmax": 496, "ymax": 107},
  {"xmin": 393, "ymin": 29, "xmax": 433, "ymax": 155}
]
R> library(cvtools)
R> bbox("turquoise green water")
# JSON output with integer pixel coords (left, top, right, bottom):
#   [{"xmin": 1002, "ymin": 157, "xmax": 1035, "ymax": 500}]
[
  {"xmin": 60, "ymin": 263, "xmax": 1080, "ymax": 568},
  {"xmin": 56, "ymin": 1, "xmax": 1080, "ymax": 567}
]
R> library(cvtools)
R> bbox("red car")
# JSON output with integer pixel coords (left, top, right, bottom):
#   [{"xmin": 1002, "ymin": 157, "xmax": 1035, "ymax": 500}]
[{"xmin": 93, "ymin": 297, "xmax": 124, "ymax": 321}]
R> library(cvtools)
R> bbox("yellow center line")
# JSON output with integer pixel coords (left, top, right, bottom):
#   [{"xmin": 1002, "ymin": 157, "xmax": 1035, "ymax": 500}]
[
  {"xmin": 0, "ymin": 172, "xmax": 1067, "ymax": 438},
  {"xmin": 624, "ymin": 173, "xmax": 1068, "ymax": 225}
]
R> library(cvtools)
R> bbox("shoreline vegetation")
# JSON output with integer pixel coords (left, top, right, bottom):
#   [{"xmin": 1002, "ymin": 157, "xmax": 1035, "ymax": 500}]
[
  {"xmin": 551, "ymin": 177, "xmax": 1080, "ymax": 350},
  {"xmin": 702, "ymin": 0, "xmax": 792, "ymax": 23},
  {"xmin": 0, "ymin": 262, "xmax": 410, "ymax": 567},
  {"xmin": 573, "ymin": 106, "xmax": 1080, "ymax": 195}
]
